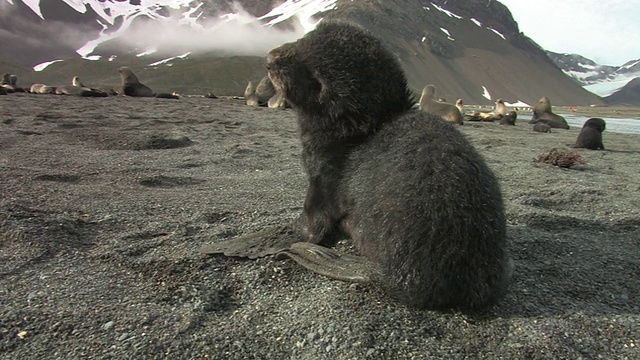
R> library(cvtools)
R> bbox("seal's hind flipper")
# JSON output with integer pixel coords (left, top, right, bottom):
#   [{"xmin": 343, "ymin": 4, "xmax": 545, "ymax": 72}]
[
  {"xmin": 200, "ymin": 225, "xmax": 298, "ymax": 259},
  {"xmin": 277, "ymin": 242, "xmax": 378, "ymax": 284}
]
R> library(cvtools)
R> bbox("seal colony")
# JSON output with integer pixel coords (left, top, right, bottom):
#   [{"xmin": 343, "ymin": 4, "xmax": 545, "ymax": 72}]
[{"xmin": 202, "ymin": 22, "xmax": 513, "ymax": 310}]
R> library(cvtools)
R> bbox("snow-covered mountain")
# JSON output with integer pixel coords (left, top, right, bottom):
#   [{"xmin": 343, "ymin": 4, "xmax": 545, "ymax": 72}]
[
  {"xmin": 547, "ymin": 51, "xmax": 640, "ymax": 103},
  {"xmin": 0, "ymin": 0, "xmax": 606, "ymax": 105}
]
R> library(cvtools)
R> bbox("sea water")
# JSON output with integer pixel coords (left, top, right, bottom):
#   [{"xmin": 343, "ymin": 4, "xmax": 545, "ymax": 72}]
[{"xmin": 561, "ymin": 114, "xmax": 640, "ymax": 135}]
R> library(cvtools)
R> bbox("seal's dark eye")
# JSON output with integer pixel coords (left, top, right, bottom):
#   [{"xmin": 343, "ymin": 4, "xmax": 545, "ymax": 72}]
[{"xmin": 265, "ymin": 64, "xmax": 270, "ymax": 70}]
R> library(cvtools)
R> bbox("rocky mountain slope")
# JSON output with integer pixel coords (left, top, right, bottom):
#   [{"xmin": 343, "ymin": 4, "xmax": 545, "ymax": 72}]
[{"xmin": 1, "ymin": 0, "xmax": 605, "ymax": 105}]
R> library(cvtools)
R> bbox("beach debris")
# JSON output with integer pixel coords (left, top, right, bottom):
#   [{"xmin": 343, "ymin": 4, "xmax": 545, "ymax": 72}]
[{"xmin": 534, "ymin": 148, "xmax": 586, "ymax": 168}]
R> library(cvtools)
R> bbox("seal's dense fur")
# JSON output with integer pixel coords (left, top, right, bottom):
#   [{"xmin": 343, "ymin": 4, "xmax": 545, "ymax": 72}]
[
  {"xmin": 573, "ymin": 118, "xmax": 605, "ymax": 150},
  {"xmin": 265, "ymin": 21, "xmax": 512, "ymax": 310}
]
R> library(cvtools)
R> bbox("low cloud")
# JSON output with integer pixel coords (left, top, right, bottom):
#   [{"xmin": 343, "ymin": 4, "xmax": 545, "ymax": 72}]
[{"xmin": 88, "ymin": 2, "xmax": 308, "ymax": 57}]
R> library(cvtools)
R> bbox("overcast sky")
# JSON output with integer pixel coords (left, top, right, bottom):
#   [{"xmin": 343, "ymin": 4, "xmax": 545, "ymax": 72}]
[{"xmin": 499, "ymin": 0, "xmax": 640, "ymax": 66}]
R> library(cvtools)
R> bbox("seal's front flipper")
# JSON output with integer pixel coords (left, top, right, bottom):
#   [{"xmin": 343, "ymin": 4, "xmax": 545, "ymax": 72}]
[
  {"xmin": 200, "ymin": 225, "xmax": 298, "ymax": 259},
  {"xmin": 277, "ymin": 242, "xmax": 378, "ymax": 284}
]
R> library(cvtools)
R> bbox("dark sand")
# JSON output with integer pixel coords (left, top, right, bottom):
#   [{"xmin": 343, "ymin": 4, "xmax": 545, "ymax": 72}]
[{"xmin": 1, "ymin": 94, "xmax": 638, "ymax": 359}]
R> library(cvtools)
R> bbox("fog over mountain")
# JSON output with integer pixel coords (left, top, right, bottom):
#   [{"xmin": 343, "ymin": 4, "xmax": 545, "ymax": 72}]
[{"xmin": 1, "ymin": 0, "xmax": 633, "ymax": 105}]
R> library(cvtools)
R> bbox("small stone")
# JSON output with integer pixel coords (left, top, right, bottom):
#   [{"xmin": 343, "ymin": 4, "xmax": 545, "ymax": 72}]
[
  {"xmin": 118, "ymin": 333, "xmax": 129, "ymax": 341},
  {"xmin": 102, "ymin": 321, "xmax": 114, "ymax": 331}
]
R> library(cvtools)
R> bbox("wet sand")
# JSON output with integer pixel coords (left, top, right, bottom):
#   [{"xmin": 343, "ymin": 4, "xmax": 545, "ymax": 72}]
[{"xmin": 1, "ymin": 94, "xmax": 638, "ymax": 359}]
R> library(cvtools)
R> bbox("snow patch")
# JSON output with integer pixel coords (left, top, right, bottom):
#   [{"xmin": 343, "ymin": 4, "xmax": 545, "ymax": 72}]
[
  {"xmin": 487, "ymin": 28, "xmax": 505, "ymax": 40},
  {"xmin": 148, "ymin": 52, "xmax": 191, "ymax": 67},
  {"xmin": 481, "ymin": 86, "xmax": 492, "ymax": 100},
  {"xmin": 137, "ymin": 48, "xmax": 158, "ymax": 57},
  {"xmin": 470, "ymin": 18, "xmax": 482, "ymax": 27},
  {"xmin": 439, "ymin": 27, "xmax": 454, "ymax": 41},
  {"xmin": 505, "ymin": 100, "xmax": 530, "ymax": 108},
  {"xmin": 259, "ymin": 0, "xmax": 338, "ymax": 33},
  {"xmin": 431, "ymin": 3, "xmax": 462, "ymax": 19},
  {"xmin": 33, "ymin": 60, "xmax": 63, "ymax": 72}
]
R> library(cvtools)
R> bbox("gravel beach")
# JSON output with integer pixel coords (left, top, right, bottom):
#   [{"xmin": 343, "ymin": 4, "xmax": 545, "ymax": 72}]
[{"xmin": 1, "ymin": 94, "xmax": 638, "ymax": 359}]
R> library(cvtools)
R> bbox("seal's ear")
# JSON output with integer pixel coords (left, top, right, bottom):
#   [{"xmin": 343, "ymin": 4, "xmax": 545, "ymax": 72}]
[{"xmin": 313, "ymin": 71, "xmax": 330, "ymax": 103}]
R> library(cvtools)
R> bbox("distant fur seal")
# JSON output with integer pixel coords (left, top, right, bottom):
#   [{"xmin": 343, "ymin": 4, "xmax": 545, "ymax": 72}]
[
  {"xmin": 533, "ymin": 123, "xmax": 552, "ymax": 133},
  {"xmin": 418, "ymin": 84, "xmax": 464, "ymax": 125},
  {"xmin": 244, "ymin": 81, "xmax": 259, "ymax": 106},
  {"xmin": 529, "ymin": 96, "xmax": 569, "ymax": 129},
  {"xmin": 572, "ymin": 118, "xmax": 605, "ymax": 150},
  {"xmin": 499, "ymin": 111, "xmax": 517, "ymax": 125},
  {"xmin": 494, "ymin": 98, "xmax": 507, "ymax": 116},
  {"xmin": 118, "ymin": 66, "xmax": 154, "ymax": 97},
  {"xmin": 1, "ymin": 73, "xmax": 24, "ymax": 93},
  {"xmin": 202, "ymin": 21, "xmax": 513, "ymax": 310},
  {"xmin": 29, "ymin": 84, "xmax": 56, "ymax": 94},
  {"xmin": 455, "ymin": 98, "xmax": 464, "ymax": 114},
  {"xmin": 56, "ymin": 76, "xmax": 108, "ymax": 97}
]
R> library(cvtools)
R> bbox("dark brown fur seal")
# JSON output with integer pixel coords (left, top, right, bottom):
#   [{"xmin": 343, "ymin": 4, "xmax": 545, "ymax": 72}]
[
  {"xmin": 499, "ymin": 111, "xmax": 517, "ymax": 125},
  {"xmin": 118, "ymin": 66, "xmax": 153, "ymax": 97},
  {"xmin": 203, "ymin": 21, "xmax": 513, "ymax": 310},
  {"xmin": 533, "ymin": 123, "xmax": 552, "ymax": 133},
  {"xmin": 529, "ymin": 96, "xmax": 569, "ymax": 129},
  {"xmin": 572, "ymin": 118, "xmax": 605, "ymax": 150},
  {"xmin": 418, "ymin": 84, "xmax": 464, "ymax": 125}
]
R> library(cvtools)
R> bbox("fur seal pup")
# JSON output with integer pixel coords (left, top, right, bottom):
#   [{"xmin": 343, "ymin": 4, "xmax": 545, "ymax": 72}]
[
  {"xmin": 529, "ymin": 96, "xmax": 569, "ymax": 129},
  {"xmin": 202, "ymin": 21, "xmax": 513, "ymax": 310},
  {"xmin": 118, "ymin": 66, "xmax": 153, "ymax": 97},
  {"xmin": 499, "ymin": 111, "xmax": 517, "ymax": 125},
  {"xmin": 533, "ymin": 123, "xmax": 552, "ymax": 133},
  {"xmin": 572, "ymin": 118, "xmax": 605, "ymax": 150},
  {"xmin": 418, "ymin": 84, "xmax": 464, "ymax": 125}
]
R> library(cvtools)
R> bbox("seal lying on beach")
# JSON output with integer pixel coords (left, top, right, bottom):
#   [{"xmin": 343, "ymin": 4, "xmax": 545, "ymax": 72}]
[
  {"xmin": 572, "ymin": 118, "xmax": 605, "ymax": 150},
  {"xmin": 529, "ymin": 96, "xmax": 569, "ymax": 129},
  {"xmin": 418, "ymin": 84, "xmax": 464, "ymax": 125},
  {"xmin": 29, "ymin": 84, "xmax": 56, "ymax": 94},
  {"xmin": 55, "ymin": 76, "xmax": 108, "ymax": 97},
  {"xmin": 201, "ymin": 21, "xmax": 513, "ymax": 310}
]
